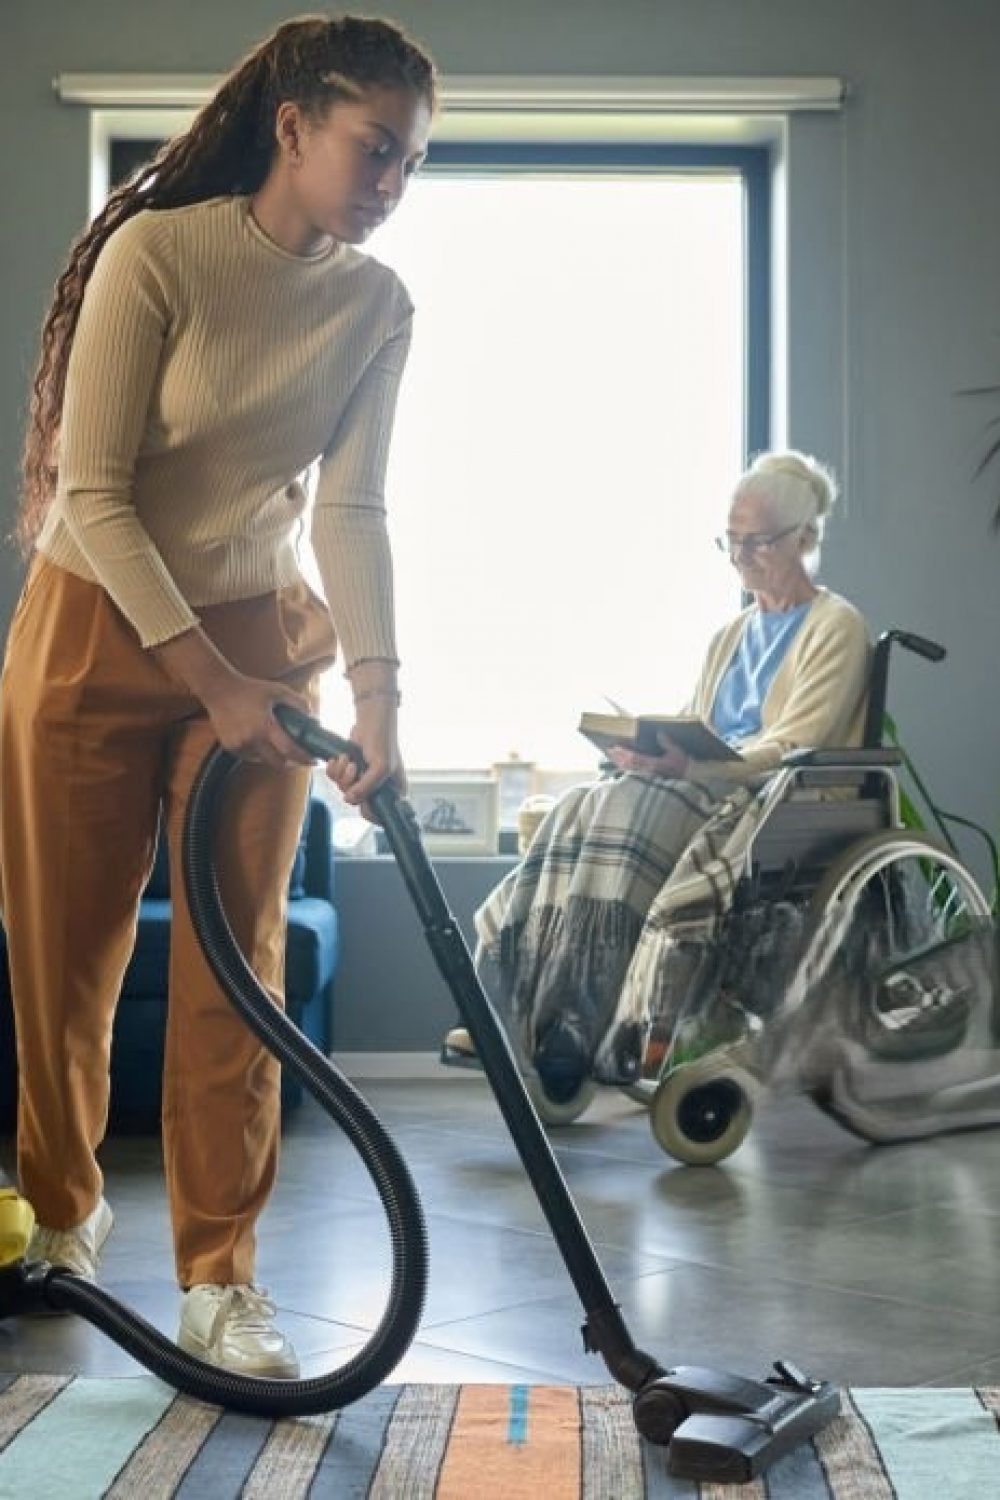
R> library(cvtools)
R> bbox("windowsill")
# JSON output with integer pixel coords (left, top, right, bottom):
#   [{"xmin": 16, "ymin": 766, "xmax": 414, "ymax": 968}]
[
  {"xmin": 371, "ymin": 828, "xmax": 521, "ymax": 857},
  {"xmin": 348, "ymin": 852, "xmax": 517, "ymax": 864}
]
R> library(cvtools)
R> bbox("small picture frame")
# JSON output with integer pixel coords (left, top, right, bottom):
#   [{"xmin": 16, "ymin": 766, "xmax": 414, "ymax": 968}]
[{"xmin": 406, "ymin": 776, "xmax": 500, "ymax": 856}]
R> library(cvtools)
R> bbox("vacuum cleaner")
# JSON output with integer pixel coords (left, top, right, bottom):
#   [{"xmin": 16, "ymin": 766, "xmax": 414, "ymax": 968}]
[{"xmin": 0, "ymin": 705, "xmax": 840, "ymax": 1484}]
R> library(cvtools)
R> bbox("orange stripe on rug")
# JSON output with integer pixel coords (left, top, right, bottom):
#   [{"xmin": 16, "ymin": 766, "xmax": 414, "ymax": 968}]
[{"xmin": 435, "ymin": 1385, "xmax": 582, "ymax": 1500}]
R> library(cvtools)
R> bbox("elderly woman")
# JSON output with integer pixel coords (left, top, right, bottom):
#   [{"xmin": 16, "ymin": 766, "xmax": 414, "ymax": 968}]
[{"xmin": 444, "ymin": 450, "xmax": 870, "ymax": 1095}]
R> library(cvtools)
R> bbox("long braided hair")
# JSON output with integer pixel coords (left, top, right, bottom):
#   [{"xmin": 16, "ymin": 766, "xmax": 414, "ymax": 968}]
[{"xmin": 17, "ymin": 13, "xmax": 436, "ymax": 551}]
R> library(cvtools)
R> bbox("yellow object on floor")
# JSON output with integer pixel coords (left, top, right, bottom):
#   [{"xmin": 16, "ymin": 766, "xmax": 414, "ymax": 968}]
[{"xmin": 0, "ymin": 1189, "xmax": 35, "ymax": 1266}]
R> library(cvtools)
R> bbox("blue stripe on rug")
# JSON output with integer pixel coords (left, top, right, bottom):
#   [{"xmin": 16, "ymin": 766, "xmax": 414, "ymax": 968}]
[
  {"xmin": 640, "ymin": 1439, "xmax": 699, "ymax": 1499},
  {"xmin": 173, "ymin": 1409, "xmax": 274, "ymax": 1498},
  {"xmin": 0, "ymin": 1376, "xmax": 175, "ymax": 1499},
  {"xmin": 310, "ymin": 1383, "xmax": 401, "ymax": 1493},
  {"xmin": 507, "ymin": 1384, "xmax": 529, "ymax": 1445},
  {"xmin": 852, "ymin": 1388, "xmax": 1000, "ymax": 1500},
  {"xmin": 765, "ymin": 1436, "xmax": 832, "ymax": 1498}
]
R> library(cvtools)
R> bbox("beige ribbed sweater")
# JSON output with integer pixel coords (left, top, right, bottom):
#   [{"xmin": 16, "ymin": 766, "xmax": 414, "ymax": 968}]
[
  {"xmin": 687, "ymin": 588, "xmax": 871, "ymax": 782},
  {"xmin": 38, "ymin": 193, "xmax": 413, "ymax": 660}
]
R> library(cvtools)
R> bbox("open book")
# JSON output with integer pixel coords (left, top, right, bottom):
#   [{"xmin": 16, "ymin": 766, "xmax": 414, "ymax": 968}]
[{"xmin": 578, "ymin": 710, "xmax": 743, "ymax": 762}]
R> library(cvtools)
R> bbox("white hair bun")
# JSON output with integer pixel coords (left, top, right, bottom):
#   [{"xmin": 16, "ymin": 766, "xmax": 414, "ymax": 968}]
[
  {"xmin": 749, "ymin": 450, "xmax": 838, "ymax": 522},
  {"xmin": 746, "ymin": 447, "xmax": 839, "ymax": 537}
]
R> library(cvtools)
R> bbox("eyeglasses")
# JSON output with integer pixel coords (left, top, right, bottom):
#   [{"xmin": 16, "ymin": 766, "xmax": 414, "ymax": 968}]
[{"xmin": 714, "ymin": 523, "xmax": 801, "ymax": 557}]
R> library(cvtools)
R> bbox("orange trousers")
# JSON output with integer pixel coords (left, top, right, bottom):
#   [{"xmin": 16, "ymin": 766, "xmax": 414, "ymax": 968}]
[{"xmin": 0, "ymin": 557, "xmax": 337, "ymax": 1286}]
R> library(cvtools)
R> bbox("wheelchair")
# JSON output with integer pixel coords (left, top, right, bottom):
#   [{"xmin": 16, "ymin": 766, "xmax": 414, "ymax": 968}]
[
  {"xmin": 507, "ymin": 630, "xmax": 999, "ymax": 1165},
  {"xmin": 636, "ymin": 628, "xmax": 998, "ymax": 1164}
]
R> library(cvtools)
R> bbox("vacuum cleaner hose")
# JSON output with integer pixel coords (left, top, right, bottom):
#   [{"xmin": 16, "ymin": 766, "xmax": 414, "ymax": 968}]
[
  {"xmin": 2, "ymin": 710, "xmax": 844, "ymax": 1481},
  {"xmin": 35, "ymin": 741, "xmax": 430, "ymax": 1416}
]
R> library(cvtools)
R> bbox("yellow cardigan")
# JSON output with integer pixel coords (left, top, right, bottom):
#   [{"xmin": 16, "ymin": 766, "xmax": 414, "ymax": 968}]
[{"xmin": 687, "ymin": 588, "xmax": 871, "ymax": 783}]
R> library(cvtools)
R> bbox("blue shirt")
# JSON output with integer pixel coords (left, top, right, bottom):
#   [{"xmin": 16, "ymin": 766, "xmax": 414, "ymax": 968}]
[{"xmin": 710, "ymin": 601, "xmax": 812, "ymax": 744}]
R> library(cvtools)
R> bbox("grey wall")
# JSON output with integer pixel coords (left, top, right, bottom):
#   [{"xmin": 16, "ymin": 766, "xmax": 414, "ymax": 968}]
[
  {"xmin": 331, "ymin": 856, "xmax": 515, "ymax": 1050},
  {"xmin": 3, "ymin": 1, "xmax": 1000, "ymax": 1047}
]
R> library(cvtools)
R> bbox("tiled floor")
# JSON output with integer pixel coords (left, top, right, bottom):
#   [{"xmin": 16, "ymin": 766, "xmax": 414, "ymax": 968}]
[{"xmin": 3, "ymin": 1075, "xmax": 1000, "ymax": 1390}]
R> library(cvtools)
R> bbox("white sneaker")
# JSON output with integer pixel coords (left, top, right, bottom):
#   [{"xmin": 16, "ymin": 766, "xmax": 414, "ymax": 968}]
[
  {"xmin": 178, "ymin": 1284, "xmax": 300, "ymax": 1379},
  {"xmin": 27, "ymin": 1196, "xmax": 114, "ymax": 1279}
]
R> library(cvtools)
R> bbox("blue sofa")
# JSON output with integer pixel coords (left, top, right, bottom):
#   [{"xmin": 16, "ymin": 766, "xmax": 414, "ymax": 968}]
[{"xmin": 0, "ymin": 792, "xmax": 339, "ymax": 1132}]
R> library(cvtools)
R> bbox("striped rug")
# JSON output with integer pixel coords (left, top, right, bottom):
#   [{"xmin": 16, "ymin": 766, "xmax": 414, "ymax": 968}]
[{"xmin": 0, "ymin": 1375, "xmax": 997, "ymax": 1498}]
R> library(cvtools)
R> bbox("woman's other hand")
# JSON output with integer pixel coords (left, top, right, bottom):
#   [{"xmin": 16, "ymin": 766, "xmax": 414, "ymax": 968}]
[
  {"xmin": 326, "ymin": 670, "xmax": 405, "ymax": 820},
  {"xmin": 151, "ymin": 624, "xmax": 317, "ymax": 768},
  {"xmin": 607, "ymin": 732, "xmax": 689, "ymax": 780},
  {"xmin": 208, "ymin": 676, "xmax": 318, "ymax": 768}
]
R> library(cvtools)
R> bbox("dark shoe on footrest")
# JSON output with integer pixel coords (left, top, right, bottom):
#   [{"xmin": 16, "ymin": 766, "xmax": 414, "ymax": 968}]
[
  {"xmin": 533, "ymin": 1022, "xmax": 590, "ymax": 1103},
  {"xmin": 592, "ymin": 1019, "xmax": 645, "ymax": 1086}
]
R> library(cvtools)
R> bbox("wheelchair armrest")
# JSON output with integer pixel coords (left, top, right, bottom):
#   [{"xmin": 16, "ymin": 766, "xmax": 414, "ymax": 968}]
[{"xmin": 780, "ymin": 747, "xmax": 903, "ymax": 768}]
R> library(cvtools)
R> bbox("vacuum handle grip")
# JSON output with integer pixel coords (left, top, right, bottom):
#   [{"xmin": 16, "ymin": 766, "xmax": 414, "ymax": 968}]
[
  {"xmin": 272, "ymin": 703, "xmax": 406, "ymax": 833},
  {"xmin": 274, "ymin": 704, "xmax": 452, "ymax": 925},
  {"xmin": 273, "ymin": 703, "xmax": 367, "ymax": 770}
]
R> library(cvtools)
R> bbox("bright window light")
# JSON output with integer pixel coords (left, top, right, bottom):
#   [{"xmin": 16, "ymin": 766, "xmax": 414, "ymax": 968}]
[{"xmin": 310, "ymin": 171, "xmax": 748, "ymax": 773}]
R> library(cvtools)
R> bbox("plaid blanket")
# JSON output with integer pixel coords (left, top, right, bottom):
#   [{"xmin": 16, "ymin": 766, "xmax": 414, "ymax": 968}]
[{"xmin": 474, "ymin": 770, "xmax": 770, "ymax": 1084}]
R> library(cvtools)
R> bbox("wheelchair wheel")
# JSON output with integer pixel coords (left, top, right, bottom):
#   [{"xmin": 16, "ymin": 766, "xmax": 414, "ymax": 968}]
[
  {"xmin": 799, "ymin": 829, "xmax": 992, "ymax": 1060},
  {"xmin": 795, "ymin": 828, "xmax": 995, "ymax": 1133},
  {"xmin": 525, "ymin": 1073, "xmax": 598, "ymax": 1125},
  {"xmin": 805, "ymin": 828, "xmax": 991, "ymax": 952},
  {"xmin": 649, "ymin": 1057, "xmax": 753, "ymax": 1165}
]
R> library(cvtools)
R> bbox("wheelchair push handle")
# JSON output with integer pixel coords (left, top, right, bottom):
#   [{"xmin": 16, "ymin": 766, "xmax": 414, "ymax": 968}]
[
  {"xmin": 888, "ymin": 629, "xmax": 946, "ymax": 662},
  {"xmin": 863, "ymin": 629, "xmax": 946, "ymax": 751}
]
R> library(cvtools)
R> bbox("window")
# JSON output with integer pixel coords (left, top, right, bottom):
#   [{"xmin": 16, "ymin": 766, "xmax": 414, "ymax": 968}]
[{"xmin": 313, "ymin": 143, "xmax": 768, "ymax": 773}]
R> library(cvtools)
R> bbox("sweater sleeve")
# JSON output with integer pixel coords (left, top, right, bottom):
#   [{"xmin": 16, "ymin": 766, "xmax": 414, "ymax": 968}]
[
  {"xmin": 54, "ymin": 214, "xmax": 201, "ymax": 646},
  {"xmin": 310, "ymin": 311, "xmax": 412, "ymax": 668},
  {"xmin": 692, "ymin": 600, "xmax": 871, "ymax": 783}
]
